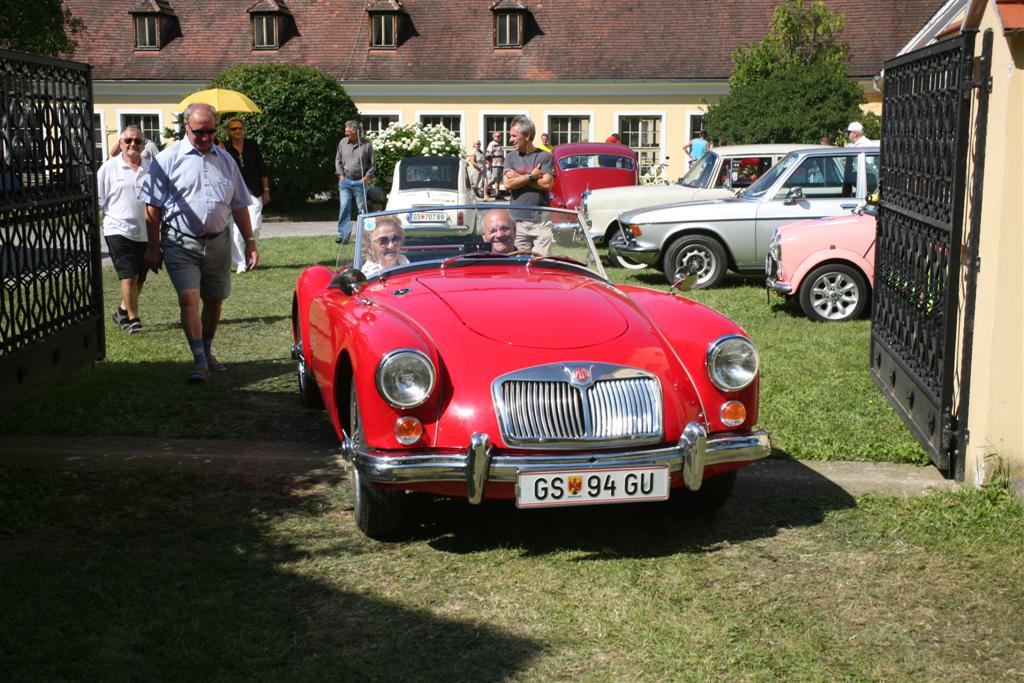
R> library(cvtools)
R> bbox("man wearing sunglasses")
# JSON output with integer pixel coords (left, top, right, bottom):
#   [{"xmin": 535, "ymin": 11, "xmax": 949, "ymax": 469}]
[
  {"xmin": 98, "ymin": 124, "xmax": 151, "ymax": 335},
  {"xmin": 140, "ymin": 102, "xmax": 259, "ymax": 384}
]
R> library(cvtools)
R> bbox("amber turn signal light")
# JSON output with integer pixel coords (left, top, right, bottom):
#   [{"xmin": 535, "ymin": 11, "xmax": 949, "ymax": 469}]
[
  {"xmin": 720, "ymin": 400, "xmax": 746, "ymax": 427},
  {"xmin": 627, "ymin": 223, "xmax": 642, "ymax": 237},
  {"xmin": 394, "ymin": 416, "xmax": 424, "ymax": 445}
]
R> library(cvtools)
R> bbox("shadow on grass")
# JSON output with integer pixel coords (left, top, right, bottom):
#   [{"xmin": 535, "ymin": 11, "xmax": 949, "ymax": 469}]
[
  {"xmin": 0, "ymin": 466, "xmax": 541, "ymax": 679},
  {"xmin": 398, "ymin": 454, "xmax": 855, "ymax": 559},
  {"xmin": 0, "ymin": 359, "xmax": 337, "ymax": 443},
  {"xmin": 614, "ymin": 268, "xmax": 762, "ymax": 291}
]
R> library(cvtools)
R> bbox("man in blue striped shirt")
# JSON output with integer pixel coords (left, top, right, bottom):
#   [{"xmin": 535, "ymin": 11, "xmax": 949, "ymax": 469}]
[{"xmin": 140, "ymin": 102, "xmax": 259, "ymax": 384}]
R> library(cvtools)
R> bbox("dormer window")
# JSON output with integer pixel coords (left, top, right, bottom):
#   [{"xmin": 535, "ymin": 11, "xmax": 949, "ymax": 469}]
[
  {"xmin": 248, "ymin": 1, "xmax": 293, "ymax": 51},
  {"xmin": 366, "ymin": 0, "xmax": 404, "ymax": 49},
  {"xmin": 135, "ymin": 15, "xmax": 159, "ymax": 49},
  {"xmin": 495, "ymin": 12, "xmax": 521, "ymax": 47},
  {"xmin": 491, "ymin": 0, "xmax": 527, "ymax": 49},
  {"xmin": 252, "ymin": 14, "xmax": 279, "ymax": 49},
  {"xmin": 130, "ymin": 0, "xmax": 179, "ymax": 51}
]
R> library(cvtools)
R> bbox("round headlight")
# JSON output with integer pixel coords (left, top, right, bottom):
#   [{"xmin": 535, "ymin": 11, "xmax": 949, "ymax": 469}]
[
  {"xmin": 376, "ymin": 349, "xmax": 436, "ymax": 408},
  {"xmin": 706, "ymin": 335, "xmax": 759, "ymax": 392}
]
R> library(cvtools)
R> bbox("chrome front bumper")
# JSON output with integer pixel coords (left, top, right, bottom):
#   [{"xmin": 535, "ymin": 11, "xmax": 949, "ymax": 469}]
[
  {"xmin": 608, "ymin": 236, "xmax": 660, "ymax": 265},
  {"xmin": 765, "ymin": 278, "xmax": 792, "ymax": 294},
  {"xmin": 343, "ymin": 422, "xmax": 771, "ymax": 504}
]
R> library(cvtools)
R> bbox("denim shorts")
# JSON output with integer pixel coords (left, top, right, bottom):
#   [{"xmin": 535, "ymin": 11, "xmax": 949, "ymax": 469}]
[{"xmin": 161, "ymin": 228, "xmax": 231, "ymax": 300}]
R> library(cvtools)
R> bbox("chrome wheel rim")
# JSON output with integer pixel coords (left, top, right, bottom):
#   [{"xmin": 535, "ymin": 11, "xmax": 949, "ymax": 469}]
[
  {"xmin": 809, "ymin": 272, "xmax": 860, "ymax": 320},
  {"xmin": 676, "ymin": 244, "xmax": 716, "ymax": 284}
]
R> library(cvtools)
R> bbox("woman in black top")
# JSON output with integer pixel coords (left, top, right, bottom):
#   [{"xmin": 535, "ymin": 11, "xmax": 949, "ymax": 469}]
[{"xmin": 224, "ymin": 117, "xmax": 269, "ymax": 273}]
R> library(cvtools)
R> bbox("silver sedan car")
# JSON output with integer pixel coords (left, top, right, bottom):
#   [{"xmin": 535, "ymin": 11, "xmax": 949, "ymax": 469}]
[{"xmin": 611, "ymin": 146, "xmax": 880, "ymax": 287}]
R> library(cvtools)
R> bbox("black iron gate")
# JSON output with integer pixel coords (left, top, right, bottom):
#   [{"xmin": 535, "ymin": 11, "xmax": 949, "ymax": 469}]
[
  {"xmin": 870, "ymin": 32, "xmax": 990, "ymax": 477},
  {"xmin": 0, "ymin": 49, "xmax": 104, "ymax": 411}
]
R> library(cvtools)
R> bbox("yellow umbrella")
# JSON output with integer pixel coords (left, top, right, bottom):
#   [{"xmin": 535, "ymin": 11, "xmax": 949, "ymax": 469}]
[{"xmin": 177, "ymin": 88, "xmax": 261, "ymax": 114}]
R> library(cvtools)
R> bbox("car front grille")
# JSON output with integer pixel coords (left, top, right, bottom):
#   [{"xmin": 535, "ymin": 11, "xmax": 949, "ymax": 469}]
[{"xmin": 493, "ymin": 363, "xmax": 663, "ymax": 448}]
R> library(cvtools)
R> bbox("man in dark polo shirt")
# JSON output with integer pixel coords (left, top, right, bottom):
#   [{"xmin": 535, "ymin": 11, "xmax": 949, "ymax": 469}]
[{"xmin": 503, "ymin": 116, "xmax": 555, "ymax": 255}]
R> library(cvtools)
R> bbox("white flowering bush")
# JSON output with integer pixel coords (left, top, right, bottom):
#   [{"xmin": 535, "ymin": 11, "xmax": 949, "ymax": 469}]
[{"xmin": 368, "ymin": 123, "xmax": 464, "ymax": 186}]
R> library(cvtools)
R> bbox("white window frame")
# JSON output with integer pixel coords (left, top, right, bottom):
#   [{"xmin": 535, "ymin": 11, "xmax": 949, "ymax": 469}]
[
  {"xmin": 478, "ymin": 110, "xmax": 527, "ymax": 148},
  {"xmin": 116, "ymin": 109, "xmax": 165, "ymax": 147},
  {"xmin": 134, "ymin": 14, "xmax": 159, "ymax": 50},
  {"xmin": 685, "ymin": 109, "xmax": 706, "ymax": 143},
  {"xmin": 416, "ymin": 110, "xmax": 465, "ymax": 144},
  {"xmin": 614, "ymin": 110, "xmax": 666, "ymax": 174},
  {"xmin": 360, "ymin": 111, "xmax": 403, "ymax": 135},
  {"xmin": 543, "ymin": 110, "xmax": 594, "ymax": 145},
  {"xmin": 92, "ymin": 109, "xmax": 107, "ymax": 166}
]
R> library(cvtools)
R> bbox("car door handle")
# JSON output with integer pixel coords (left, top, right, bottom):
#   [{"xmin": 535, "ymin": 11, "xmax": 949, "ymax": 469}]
[{"xmin": 841, "ymin": 203, "xmax": 858, "ymax": 209}]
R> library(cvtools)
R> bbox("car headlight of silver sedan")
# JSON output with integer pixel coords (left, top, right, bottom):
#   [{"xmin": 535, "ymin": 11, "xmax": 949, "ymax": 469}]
[
  {"xmin": 706, "ymin": 335, "xmax": 760, "ymax": 392},
  {"xmin": 376, "ymin": 349, "xmax": 436, "ymax": 408}
]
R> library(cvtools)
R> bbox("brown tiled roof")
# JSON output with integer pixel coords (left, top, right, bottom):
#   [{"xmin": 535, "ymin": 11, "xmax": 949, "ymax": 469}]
[
  {"xmin": 68, "ymin": 0, "xmax": 945, "ymax": 82},
  {"xmin": 246, "ymin": 0, "xmax": 291, "ymax": 13}
]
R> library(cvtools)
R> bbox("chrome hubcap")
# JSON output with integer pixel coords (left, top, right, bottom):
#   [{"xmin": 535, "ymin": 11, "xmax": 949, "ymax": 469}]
[
  {"xmin": 678, "ymin": 246, "xmax": 715, "ymax": 283},
  {"xmin": 810, "ymin": 272, "xmax": 859, "ymax": 320}
]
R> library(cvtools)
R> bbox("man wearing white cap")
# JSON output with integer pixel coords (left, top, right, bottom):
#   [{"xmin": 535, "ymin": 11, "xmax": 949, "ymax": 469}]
[{"xmin": 847, "ymin": 121, "xmax": 875, "ymax": 147}]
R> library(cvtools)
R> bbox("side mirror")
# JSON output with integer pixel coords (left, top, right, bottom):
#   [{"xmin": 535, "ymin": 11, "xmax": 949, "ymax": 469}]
[
  {"xmin": 783, "ymin": 186, "xmax": 804, "ymax": 205},
  {"xmin": 671, "ymin": 261, "xmax": 700, "ymax": 293},
  {"xmin": 328, "ymin": 268, "xmax": 368, "ymax": 295}
]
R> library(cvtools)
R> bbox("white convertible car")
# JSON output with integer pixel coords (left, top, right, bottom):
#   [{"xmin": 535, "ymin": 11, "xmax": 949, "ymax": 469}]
[
  {"xmin": 385, "ymin": 156, "xmax": 476, "ymax": 218},
  {"xmin": 582, "ymin": 144, "xmax": 821, "ymax": 269}
]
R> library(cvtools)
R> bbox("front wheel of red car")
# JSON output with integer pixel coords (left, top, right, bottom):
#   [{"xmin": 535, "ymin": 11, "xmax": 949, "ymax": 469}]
[
  {"xmin": 673, "ymin": 470, "xmax": 737, "ymax": 514},
  {"xmin": 349, "ymin": 385, "xmax": 406, "ymax": 538},
  {"xmin": 295, "ymin": 328, "xmax": 323, "ymax": 408}
]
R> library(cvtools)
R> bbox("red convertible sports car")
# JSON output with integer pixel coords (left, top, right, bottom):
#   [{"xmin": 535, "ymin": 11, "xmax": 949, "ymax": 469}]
[
  {"xmin": 547, "ymin": 142, "xmax": 638, "ymax": 211},
  {"xmin": 292, "ymin": 205, "xmax": 771, "ymax": 537}
]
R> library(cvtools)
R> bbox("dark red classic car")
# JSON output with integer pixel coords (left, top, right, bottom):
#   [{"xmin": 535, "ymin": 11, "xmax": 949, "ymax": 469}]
[
  {"xmin": 292, "ymin": 205, "xmax": 770, "ymax": 537},
  {"xmin": 548, "ymin": 143, "xmax": 639, "ymax": 211}
]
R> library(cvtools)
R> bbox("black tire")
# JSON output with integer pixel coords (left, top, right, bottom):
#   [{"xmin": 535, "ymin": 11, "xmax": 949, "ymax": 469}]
[
  {"xmin": 349, "ymin": 385, "xmax": 405, "ymax": 538},
  {"xmin": 798, "ymin": 263, "xmax": 869, "ymax": 322},
  {"xmin": 661, "ymin": 235, "xmax": 728, "ymax": 288},
  {"xmin": 673, "ymin": 470, "xmax": 737, "ymax": 514},
  {"xmin": 295, "ymin": 328, "xmax": 323, "ymax": 408}
]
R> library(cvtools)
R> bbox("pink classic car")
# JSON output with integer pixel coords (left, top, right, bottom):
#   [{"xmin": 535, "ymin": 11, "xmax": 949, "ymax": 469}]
[
  {"xmin": 765, "ymin": 210, "xmax": 876, "ymax": 322},
  {"xmin": 548, "ymin": 142, "xmax": 638, "ymax": 211}
]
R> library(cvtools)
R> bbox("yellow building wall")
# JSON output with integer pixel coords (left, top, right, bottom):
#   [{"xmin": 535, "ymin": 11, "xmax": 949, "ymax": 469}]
[{"xmin": 963, "ymin": 17, "xmax": 1024, "ymax": 490}]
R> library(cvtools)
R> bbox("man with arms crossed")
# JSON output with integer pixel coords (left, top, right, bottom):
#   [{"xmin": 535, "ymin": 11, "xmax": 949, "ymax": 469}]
[
  {"xmin": 98, "ymin": 124, "xmax": 150, "ymax": 334},
  {"xmin": 140, "ymin": 103, "xmax": 259, "ymax": 383},
  {"xmin": 503, "ymin": 116, "xmax": 555, "ymax": 255}
]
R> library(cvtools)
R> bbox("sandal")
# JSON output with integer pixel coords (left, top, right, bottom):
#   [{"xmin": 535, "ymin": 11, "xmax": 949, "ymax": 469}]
[
  {"xmin": 187, "ymin": 363, "xmax": 209, "ymax": 384},
  {"xmin": 207, "ymin": 355, "xmax": 226, "ymax": 372},
  {"xmin": 111, "ymin": 306, "xmax": 129, "ymax": 330},
  {"xmin": 126, "ymin": 318, "xmax": 143, "ymax": 335}
]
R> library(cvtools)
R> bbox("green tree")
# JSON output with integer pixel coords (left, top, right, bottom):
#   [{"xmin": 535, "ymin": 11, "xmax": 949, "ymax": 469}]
[
  {"xmin": 704, "ymin": 0, "xmax": 867, "ymax": 145},
  {"xmin": 210, "ymin": 63, "xmax": 359, "ymax": 207},
  {"xmin": 0, "ymin": 0, "xmax": 83, "ymax": 58}
]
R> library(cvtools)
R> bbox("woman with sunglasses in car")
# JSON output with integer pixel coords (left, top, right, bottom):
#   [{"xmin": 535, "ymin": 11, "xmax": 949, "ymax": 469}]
[{"xmin": 361, "ymin": 216, "xmax": 409, "ymax": 277}]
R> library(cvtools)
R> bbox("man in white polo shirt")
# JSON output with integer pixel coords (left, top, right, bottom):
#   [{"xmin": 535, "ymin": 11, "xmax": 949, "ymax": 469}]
[{"xmin": 97, "ymin": 123, "xmax": 150, "ymax": 335}]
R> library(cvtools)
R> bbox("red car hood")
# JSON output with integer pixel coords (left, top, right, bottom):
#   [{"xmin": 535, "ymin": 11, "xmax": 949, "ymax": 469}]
[{"xmin": 417, "ymin": 269, "xmax": 628, "ymax": 349}]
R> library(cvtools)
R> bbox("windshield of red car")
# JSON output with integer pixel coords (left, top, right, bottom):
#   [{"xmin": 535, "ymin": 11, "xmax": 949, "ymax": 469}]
[
  {"xmin": 557, "ymin": 154, "xmax": 635, "ymax": 173},
  {"xmin": 353, "ymin": 205, "xmax": 607, "ymax": 280}
]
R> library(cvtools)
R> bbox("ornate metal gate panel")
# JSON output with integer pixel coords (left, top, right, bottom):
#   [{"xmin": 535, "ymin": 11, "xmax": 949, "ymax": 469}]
[
  {"xmin": 870, "ymin": 33, "xmax": 985, "ymax": 475},
  {"xmin": 0, "ymin": 50, "xmax": 104, "ymax": 411}
]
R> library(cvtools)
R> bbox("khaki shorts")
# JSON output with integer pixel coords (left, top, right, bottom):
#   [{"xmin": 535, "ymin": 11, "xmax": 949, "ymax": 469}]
[
  {"xmin": 161, "ymin": 228, "xmax": 232, "ymax": 300},
  {"xmin": 514, "ymin": 220, "xmax": 553, "ymax": 256}
]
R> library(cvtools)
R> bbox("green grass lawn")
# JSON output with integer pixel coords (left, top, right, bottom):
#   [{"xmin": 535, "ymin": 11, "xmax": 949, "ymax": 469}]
[
  {"xmin": 1, "ymin": 463, "xmax": 1020, "ymax": 680},
  {"xmin": 0, "ymin": 237, "xmax": 925, "ymax": 463}
]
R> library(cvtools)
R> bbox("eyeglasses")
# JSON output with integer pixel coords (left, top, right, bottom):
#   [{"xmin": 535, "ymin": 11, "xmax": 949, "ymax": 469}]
[
  {"xmin": 188, "ymin": 126, "xmax": 217, "ymax": 137},
  {"xmin": 228, "ymin": 126, "xmax": 243, "ymax": 132},
  {"xmin": 374, "ymin": 235, "xmax": 403, "ymax": 246},
  {"xmin": 122, "ymin": 138, "xmax": 143, "ymax": 145}
]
